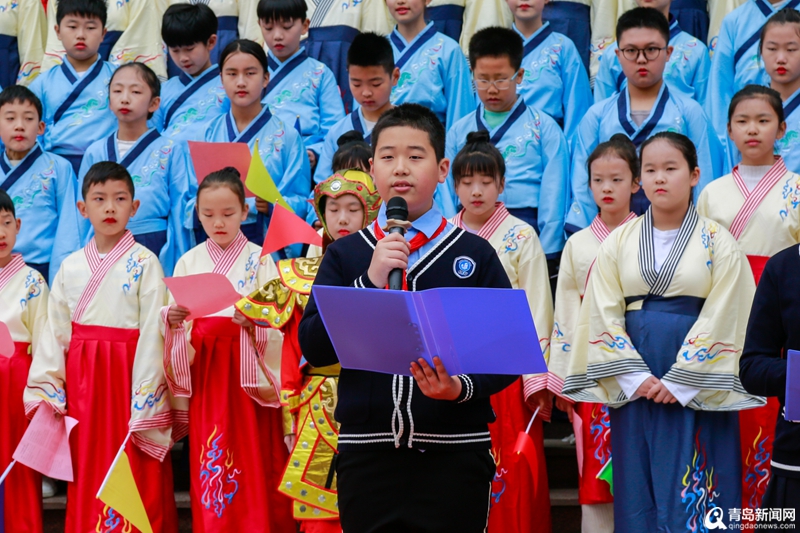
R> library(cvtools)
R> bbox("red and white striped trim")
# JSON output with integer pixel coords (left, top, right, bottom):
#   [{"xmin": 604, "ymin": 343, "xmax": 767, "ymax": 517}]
[
  {"xmin": 452, "ymin": 202, "xmax": 510, "ymax": 239},
  {"xmin": 24, "ymin": 399, "xmax": 67, "ymax": 419},
  {"xmin": 590, "ymin": 212, "xmax": 637, "ymax": 243},
  {"xmin": 73, "ymin": 232, "xmax": 136, "ymax": 323},
  {"xmin": 0, "ymin": 254, "xmax": 26, "ymax": 292},
  {"xmin": 129, "ymin": 410, "xmax": 173, "ymax": 431},
  {"xmin": 730, "ymin": 158, "xmax": 787, "ymax": 240},
  {"xmin": 523, "ymin": 373, "xmax": 549, "ymax": 397},
  {"xmin": 240, "ymin": 325, "xmax": 281, "ymax": 408},
  {"xmin": 160, "ymin": 306, "xmax": 192, "ymax": 397},
  {"xmin": 131, "ymin": 432, "xmax": 170, "ymax": 461},
  {"xmin": 206, "ymin": 231, "xmax": 248, "ymax": 275},
  {"xmin": 172, "ymin": 410, "xmax": 190, "ymax": 442}
]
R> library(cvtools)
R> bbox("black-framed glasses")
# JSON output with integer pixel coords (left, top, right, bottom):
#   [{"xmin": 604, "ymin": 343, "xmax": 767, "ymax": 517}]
[
  {"xmin": 619, "ymin": 46, "xmax": 667, "ymax": 61},
  {"xmin": 474, "ymin": 70, "xmax": 521, "ymax": 91}
]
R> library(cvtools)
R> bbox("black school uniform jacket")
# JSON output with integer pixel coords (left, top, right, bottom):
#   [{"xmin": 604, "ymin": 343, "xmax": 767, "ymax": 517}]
[
  {"xmin": 299, "ymin": 223, "xmax": 517, "ymax": 451},
  {"xmin": 740, "ymin": 244, "xmax": 800, "ymax": 478}
]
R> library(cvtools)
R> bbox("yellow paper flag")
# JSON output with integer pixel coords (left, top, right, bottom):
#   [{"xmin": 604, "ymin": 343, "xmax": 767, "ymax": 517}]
[
  {"xmin": 96, "ymin": 435, "xmax": 153, "ymax": 533},
  {"xmin": 245, "ymin": 141, "xmax": 294, "ymax": 213}
]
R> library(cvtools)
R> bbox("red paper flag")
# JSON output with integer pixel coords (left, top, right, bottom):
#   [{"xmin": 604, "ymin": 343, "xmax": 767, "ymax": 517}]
[
  {"xmin": 261, "ymin": 204, "xmax": 323, "ymax": 256},
  {"xmin": 513, "ymin": 430, "xmax": 540, "ymax": 498},
  {"xmin": 164, "ymin": 273, "xmax": 244, "ymax": 321},
  {"xmin": 0, "ymin": 322, "xmax": 14, "ymax": 357},
  {"xmin": 13, "ymin": 404, "xmax": 78, "ymax": 481},
  {"xmin": 187, "ymin": 141, "xmax": 255, "ymax": 197}
]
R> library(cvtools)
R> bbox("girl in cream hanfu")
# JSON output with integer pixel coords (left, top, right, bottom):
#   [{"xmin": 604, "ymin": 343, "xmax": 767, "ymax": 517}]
[
  {"xmin": 449, "ymin": 131, "xmax": 554, "ymax": 533},
  {"xmin": 563, "ymin": 132, "xmax": 764, "ymax": 533}
]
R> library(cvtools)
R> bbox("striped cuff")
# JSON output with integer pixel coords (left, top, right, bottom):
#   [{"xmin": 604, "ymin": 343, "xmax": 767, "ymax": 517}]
[
  {"xmin": 161, "ymin": 306, "xmax": 192, "ymax": 398},
  {"xmin": 523, "ymin": 373, "xmax": 548, "ymax": 397},
  {"xmin": 456, "ymin": 374, "xmax": 474, "ymax": 403},
  {"xmin": 353, "ymin": 273, "xmax": 378, "ymax": 289}
]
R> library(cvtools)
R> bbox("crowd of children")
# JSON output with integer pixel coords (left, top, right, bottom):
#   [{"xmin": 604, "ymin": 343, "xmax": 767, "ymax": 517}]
[{"xmin": 1, "ymin": 0, "xmax": 800, "ymax": 531}]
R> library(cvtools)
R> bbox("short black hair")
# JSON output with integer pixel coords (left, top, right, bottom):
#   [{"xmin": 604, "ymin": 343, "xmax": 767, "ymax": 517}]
[
  {"xmin": 257, "ymin": 0, "xmax": 307, "ymax": 24},
  {"xmin": 371, "ymin": 103, "xmax": 446, "ymax": 161},
  {"xmin": 162, "ymin": 3, "xmax": 218, "ymax": 48},
  {"xmin": 760, "ymin": 8, "xmax": 800, "ymax": 53},
  {"xmin": 0, "ymin": 85, "xmax": 43, "ymax": 120},
  {"xmin": 452, "ymin": 131, "xmax": 506, "ymax": 186},
  {"xmin": 332, "ymin": 130, "xmax": 372, "ymax": 172},
  {"xmin": 616, "ymin": 7, "xmax": 670, "ymax": 45},
  {"xmin": 56, "ymin": 0, "xmax": 107, "ymax": 27},
  {"xmin": 468, "ymin": 27, "xmax": 523, "ymax": 71},
  {"xmin": 219, "ymin": 39, "xmax": 269, "ymax": 73},
  {"xmin": 110, "ymin": 63, "xmax": 161, "ymax": 119},
  {"xmin": 197, "ymin": 167, "xmax": 246, "ymax": 208},
  {"xmin": 82, "ymin": 161, "xmax": 135, "ymax": 199},
  {"xmin": 347, "ymin": 32, "xmax": 395, "ymax": 75},
  {"xmin": 0, "ymin": 189, "xmax": 15, "ymax": 218},
  {"xmin": 728, "ymin": 85, "xmax": 784, "ymax": 124}
]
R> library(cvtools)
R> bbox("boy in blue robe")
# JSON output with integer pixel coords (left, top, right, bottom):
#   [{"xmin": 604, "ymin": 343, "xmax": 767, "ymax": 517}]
[
  {"xmin": 445, "ymin": 27, "xmax": 570, "ymax": 259},
  {"xmin": 78, "ymin": 63, "xmax": 194, "ymax": 276},
  {"xmin": 28, "ymin": 0, "xmax": 117, "ymax": 175},
  {"xmin": 0, "ymin": 86, "xmax": 82, "ymax": 281},
  {"xmin": 568, "ymin": 8, "xmax": 724, "ymax": 232},
  {"xmin": 507, "ymin": 0, "xmax": 592, "ymax": 138},
  {"xmin": 708, "ymin": 0, "xmax": 791, "ymax": 141},
  {"xmin": 154, "ymin": 3, "xmax": 230, "ymax": 143},
  {"xmin": 386, "ymin": 0, "xmax": 475, "ymax": 129},
  {"xmin": 313, "ymin": 32, "xmax": 400, "ymax": 221},
  {"xmin": 258, "ymin": 0, "xmax": 345, "ymax": 173},
  {"xmin": 594, "ymin": 0, "xmax": 711, "ymax": 104}
]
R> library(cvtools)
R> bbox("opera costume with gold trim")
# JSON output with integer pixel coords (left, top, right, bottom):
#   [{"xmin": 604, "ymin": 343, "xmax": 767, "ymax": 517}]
[{"xmin": 236, "ymin": 170, "xmax": 380, "ymax": 532}]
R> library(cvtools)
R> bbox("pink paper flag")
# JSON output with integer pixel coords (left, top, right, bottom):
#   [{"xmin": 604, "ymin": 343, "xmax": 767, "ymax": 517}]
[
  {"xmin": 187, "ymin": 141, "xmax": 255, "ymax": 197},
  {"xmin": 164, "ymin": 273, "xmax": 243, "ymax": 321},
  {"xmin": 572, "ymin": 412, "xmax": 584, "ymax": 478},
  {"xmin": 0, "ymin": 322, "xmax": 14, "ymax": 357},
  {"xmin": 13, "ymin": 404, "xmax": 78, "ymax": 481}
]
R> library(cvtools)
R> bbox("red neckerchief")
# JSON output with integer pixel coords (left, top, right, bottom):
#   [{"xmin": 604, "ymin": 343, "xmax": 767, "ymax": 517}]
[{"xmin": 372, "ymin": 217, "xmax": 448, "ymax": 290}]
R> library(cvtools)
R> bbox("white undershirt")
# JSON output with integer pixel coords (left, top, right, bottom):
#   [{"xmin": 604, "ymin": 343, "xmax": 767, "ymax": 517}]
[
  {"xmin": 98, "ymin": 253, "xmax": 107, "ymax": 259},
  {"xmin": 8, "ymin": 159, "xmax": 21, "ymax": 166},
  {"xmin": 738, "ymin": 164, "xmax": 773, "ymax": 193},
  {"xmin": 364, "ymin": 118, "xmax": 376, "ymax": 132},
  {"xmin": 652, "ymin": 227, "xmax": 679, "ymax": 273},
  {"xmin": 117, "ymin": 139, "xmax": 136, "ymax": 159}
]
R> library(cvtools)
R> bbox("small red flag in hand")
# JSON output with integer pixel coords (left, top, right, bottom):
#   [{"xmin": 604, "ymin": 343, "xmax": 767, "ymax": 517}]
[
  {"xmin": 261, "ymin": 204, "xmax": 322, "ymax": 256},
  {"xmin": 513, "ymin": 407, "xmax": 541, "ymax": 498}
]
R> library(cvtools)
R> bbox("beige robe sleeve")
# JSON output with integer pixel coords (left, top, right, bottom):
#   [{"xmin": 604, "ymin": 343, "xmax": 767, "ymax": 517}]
[
  {"xmin": 107, "ymin": 0, "xmax": 168, "ymax": 79},
  {"xmin": 12, "ymin": 0, "xmax": 48, "ymax": 85},
  {"xmin": 460, "ymin": 0, "xmax": 513, "ymax": 55},
  {"xmin": 549, "ymin": 238, "xmax": 581, "ymax": 395}
]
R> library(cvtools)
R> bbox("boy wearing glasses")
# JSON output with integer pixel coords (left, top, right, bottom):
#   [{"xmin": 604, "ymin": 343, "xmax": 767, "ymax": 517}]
[
  {"xmin": 566, "ymin": 8, "xmax": 724, "ymax": 232},
  {"xmin": 593, "ymin": 0, "xmax": 711, "ymax": 104},
  {"xmin": 442, "ymin": 26, "xmax": 570, "ymax": 265}
]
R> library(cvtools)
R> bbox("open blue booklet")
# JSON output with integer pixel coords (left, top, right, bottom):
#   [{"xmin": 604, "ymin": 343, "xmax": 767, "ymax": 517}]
[{"xmin": 312, "ymin": 286, "xmax": 547, "ymax": 376}]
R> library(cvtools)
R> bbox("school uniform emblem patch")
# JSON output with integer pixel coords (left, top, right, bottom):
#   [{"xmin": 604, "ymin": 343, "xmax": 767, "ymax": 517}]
[{"xmin": 453, "ymin": 256, "xmax": 476, "ymax": 279}]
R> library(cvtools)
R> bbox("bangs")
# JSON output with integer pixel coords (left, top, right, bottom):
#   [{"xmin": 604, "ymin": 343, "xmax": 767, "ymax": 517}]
[{"xmin": 452, "ymin": 150, "xmax": 505, "ymax": 184}]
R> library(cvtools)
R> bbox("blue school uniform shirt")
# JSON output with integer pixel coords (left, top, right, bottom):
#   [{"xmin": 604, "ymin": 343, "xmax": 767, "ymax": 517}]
[
  {"xmin": 28, "ymin": 56, "xmax": 117, "ymax": 158},
  {"xmin": 204, "ymin": 106, "xmax": 312, "ymax": 227},
  {"xmin": 594, "ymin": 16, "xmax": 711, "ymax": 105},
  {"xmin": 153, "ymin": 64, "xmax": 230, "ymax": 143},
  {"xmin": 567, "ymin": 83, "xmax": 725, "ymax": 231},
  {"xmin": 444, "ymin": 97, "xmax": 570, "ymax": 256},
  {"xmin": 263, "ymin": 47, "xmax": 345, "ymax": 160},
  {"xmin": 0, "ymin": 144, "xmax": 81, "ymax": 278},
  {"xmin": 708, "ymin": 0, "xmax": 792, "ymax": 140},
  {"xmin": 514, "ymin": 23, "xmax": 592, "ymax": 139},
  {"xmin": 389, "ymin": 22, "xmax": 475, "ymax": 129},
  {"xmin": 77, "ymin": 129, "xmax": 195, "ymax": 275}
]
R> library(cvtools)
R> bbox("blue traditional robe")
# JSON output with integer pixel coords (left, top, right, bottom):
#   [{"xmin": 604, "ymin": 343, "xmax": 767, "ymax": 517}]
[
  {"xmin": 389, "ymin": 22, "xmax": 475, "ymax": 129},
  {"xmin": 444, "ymin": 97, "xmax": 570, "ymax": 256},
  {"xmin": 0, "ymin": 144, "xmax": 81, "ymax": 280},
  {"xmin": 594, "ymin": 16, "xmax": 711, "ymax": 104},
  {"xmin": 28, "ymin": 56, "xmax": 117, "ymax": 173},
  {"xmin": 777, "ymin": 86, "xmax": 800, "ymax": 174},
  {"xmin": 153, "ymin": 64, "xmax": 230, "ymax": 143},
  {"xmin": 515, "ymin": 23, "xmax": 592, "ymax": 139},
  {"xmin": 204, "ymin": 106, "xmax": 312, "ymax": 240},
  {"xmin": 567, "ymin": 83, "xmax": 725, "ymax": 232},
  {"xmin": 263, "ymin": 47, "xmax": 345, "ymax": 160},
  {"xmin": 77, "ymin": 129, "xmax": 195, "ymax": 276},
  {"xmin": 707, "ymin": 0, "xmax": 790, "ymax": 140}
]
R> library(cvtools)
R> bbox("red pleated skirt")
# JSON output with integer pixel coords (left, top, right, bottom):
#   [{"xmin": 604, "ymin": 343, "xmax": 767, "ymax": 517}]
[
  {"xmin": 574, "ymin": 402, "xmax": 614, "ymax": 505},
  {"xmin": 0, "ymin": 342, "xmax": 42, "ymax": 533},
  {"xmin": 488, "ymin": 378, "xmax": 551, "ymax": 533},
  {"xmin": 188, "ymin": 318, "xmax": 293, "ymax": 533},
  {"xmin": 65, "ymin": 324, "xmax": 177, "ymax": 533}
]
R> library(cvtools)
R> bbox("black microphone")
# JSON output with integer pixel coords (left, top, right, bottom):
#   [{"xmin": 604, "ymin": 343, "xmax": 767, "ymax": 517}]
[{"xmin": 386, "ymin": 196, "xmax": 409, "ymax": 291}]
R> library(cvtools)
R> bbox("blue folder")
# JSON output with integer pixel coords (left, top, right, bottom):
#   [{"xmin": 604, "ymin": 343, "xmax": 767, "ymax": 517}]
[
  {"xmin": 787, "ymin": 350, "xmax": 800, "ymax": 421},
  {"xmin": 312, "ymin": 286, "xmax": 547, "ymax": 376}
]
